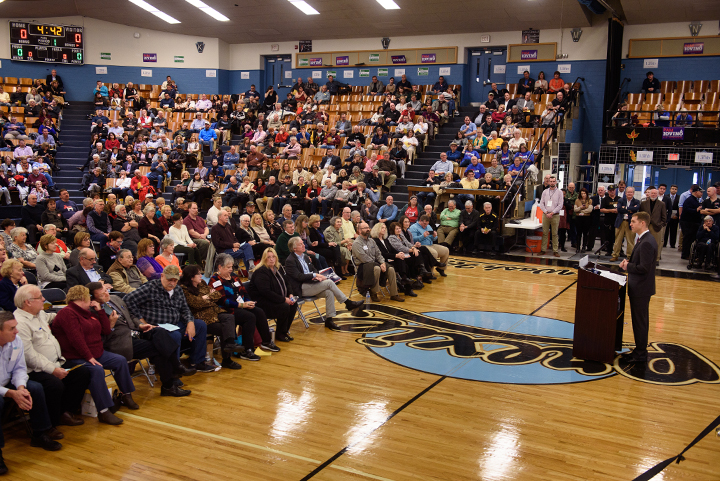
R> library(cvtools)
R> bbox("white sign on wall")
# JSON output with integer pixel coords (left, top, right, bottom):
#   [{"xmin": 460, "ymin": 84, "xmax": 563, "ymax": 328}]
[
  {"xmin": 636, "ymin": 150, "xmax": 654, "ymax": 163},
  {"xmin": 95, "ymin": 67, "xmax": 107, "ymax": 75},
  {"xmin": 643, "ymin": 59, "xmax": 659, "ymax": 69},
  {"xmin": 517, "ymin": 65, "xmax": 530, "ymax": 75},
  {"xmin": 284, "ymin": 70, "xmax": 293, "ymax": 79},
  {"xmin": 493, "ymin": 65, "xmax": 506, "ymax": 74},
  {"xmin": 394, "ymin": 68, "xmax": 405, "ymax": 76},
  {"xmin": 695, "ymin": 151, "xmax": 713, "ymax": 164},
  {"xmin": 141, "ymin": 69, "xmax": 152, "ymax": 77},
  {"xmin": 343, "ymin": 70, "xmax": 353, "ymax": 79},
  {"xmin": 439, "ymin": 67, "xmax": 451, "ymax": 76},
  {"xmin": 240, "ymin": 72, "xmax": 250, "ymax": 79},
  {"xmin": 312, "ymin": 70, "xmax": 322, "ymax": 79},
  {"xmin": 558, "ymin": 64, "xmax": 572, "ymax": 74},
  {"xmin": 598, "ymin": 164, "xmax": 615, "ymax": 174},
  {"xmin": 206, "ymin": 70, "xmax": 216, "ymax": 78},
  {"xmin": 480, "ymin": 35, "xmax": 491, "ymax": 43}
]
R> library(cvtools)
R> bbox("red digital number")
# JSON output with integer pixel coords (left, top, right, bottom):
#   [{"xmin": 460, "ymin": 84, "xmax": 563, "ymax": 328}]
[
  {"xmin": 75, "ymin": 33, "xmax": 82, "ymax": 43},
  {"xmin": 63, "ymin": 54, "xmax": 67, "ymax": 60},
  {"xmin": 20, "ymin": 29, "xmax": 27, "ymax": 39},
  {"xmin": 28, "ymin": 51, "xmax": 33, "ymax": 57}
]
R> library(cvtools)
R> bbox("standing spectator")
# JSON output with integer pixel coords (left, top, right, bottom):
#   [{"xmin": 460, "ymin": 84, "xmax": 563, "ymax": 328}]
[
  {"xmin": 611, "ymin": 187, "xmax": 641, "ymax": 261},
  {"xmin": 639, "ymin": 186, "xmax": 667, "ymax": 263},
  {"xmin": 680, "ymin": 185, "xmax": 704, "ymax": 260},
  {"xmin": 539, "ymin": 176, "xmax": 563, "ymax": 257}
]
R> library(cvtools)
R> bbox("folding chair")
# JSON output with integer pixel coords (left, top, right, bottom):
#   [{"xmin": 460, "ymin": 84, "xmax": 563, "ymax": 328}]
[
  {"xmin": 348, "ymin": 258, "xmax": 388, "ymax": 299},
  {"xmin": 23, "ymin": 270, "xmax": 37, "ymax": 285},
  {"xmin": 41, "ymin": 288, "xmax": 66, "ymax": 304},
  {"xmin": 130, "ymin": 358, "xmax": 155, "ymax": 387},
  {"xmin": 295, "ymin": 296, "xmax": 324, "ymax": 328}
]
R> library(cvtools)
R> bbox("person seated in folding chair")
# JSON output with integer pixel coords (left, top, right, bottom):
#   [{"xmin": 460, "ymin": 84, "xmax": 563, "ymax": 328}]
[
  {"xmin": 284, "ymin": 237, "xmax": 364, "ymax": 330},
  {"xmin": 88, "ymin": 282, "xmax": 193, "ymax": 398},
  {"xmin": 352, "ymin": 222, "xmax": 404, "ymax": 303}
]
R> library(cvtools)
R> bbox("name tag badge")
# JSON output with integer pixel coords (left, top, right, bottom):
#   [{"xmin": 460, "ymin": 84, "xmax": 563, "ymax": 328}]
[
  {"xmin": 547, "ymin": 201, "xmax": 552, "ymax": 207},
  {"xmin": 212, "ymin": 280, "xmax": 222, "ymax": 288},
  {"xmin": 234, "ymin": 281, "xmax": 240, "ymax": 287},
  {"xmin": 10, "ymin": 347, "xmax": 19, "ymax": 363},
  {"xmin": 237, "ymin": 296, "xmax": 244, "ymax": 305},
  {"xmin": 624, "ymin": 214, "xmax": 628, "ymax": 220},
  {"xmin": 363, "ymin": 245, "xmax": 368, "ymax": 250}
]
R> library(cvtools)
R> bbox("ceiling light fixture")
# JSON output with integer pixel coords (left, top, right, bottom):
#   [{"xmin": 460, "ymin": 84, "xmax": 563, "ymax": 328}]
[
  {"xmin": 288, "ymin": 0, "xmax": 320, "ymax": 15},
  {"xmin": 128, "ymin": 0, "xmax": 180, "ymax": 24},
  {"xmin": 376, "ymin": 0, "xmax": 400, "ymax": 9},
  {"xmin": 184, "ymin": 0, "xmax": 230, "ymax": 21}
]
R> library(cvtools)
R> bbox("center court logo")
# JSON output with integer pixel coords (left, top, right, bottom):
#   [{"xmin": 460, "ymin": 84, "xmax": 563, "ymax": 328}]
[{"xmin": 323, "ymin": 305, "xmax": 720, "ymax": 386}]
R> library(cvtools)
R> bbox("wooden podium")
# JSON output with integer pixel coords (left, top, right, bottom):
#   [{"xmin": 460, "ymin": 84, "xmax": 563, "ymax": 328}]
[{"xmin": 572, "ymin": 266, "xmax": 627, "ymax": 364}]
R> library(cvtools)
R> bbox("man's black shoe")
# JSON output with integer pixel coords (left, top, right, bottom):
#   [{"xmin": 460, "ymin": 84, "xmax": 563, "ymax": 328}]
[
  {"xmin": 325, "ymin": 317, "xmax": 339, "ymax": 329},
  {"xmin": 260, "ymin": 341, "xmax": 281, "ymax": 352},
  {"xmin": 178, "ymin": 364, "xmax": 197, "ymax": 377},
  {"xmin": 437, "ymin": 269, "xmax": 447, "ymax": 277},
  {"xmin": 221, "ymin": 358, "xmax": 243, "ymax": 369},
  {"xmin": 161, "ymin": 385, "xmax": 192, "ymax": 397},
  {"xmin": 0, "ymin": 451, "xmax": 7, "ymax": 475},
  {"xmin": 30, "ymin": 433, "xmax": 62, "ymax": 451},
  {"xmin": 344, "ymin": 299, "xmax": 364, "ymax": 310}
]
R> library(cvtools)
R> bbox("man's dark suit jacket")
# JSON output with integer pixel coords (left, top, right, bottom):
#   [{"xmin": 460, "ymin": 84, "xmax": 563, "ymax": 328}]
[
  {"xmin": 663, "ymin": 193, "xmax": 679, "ymax": 217},
  {"xmin": 639, "ymin": 198, "xmax": 668, "ymax": 232},
  {"xmin": 65, "ymin": 263, "xmax": 113, "ymax": 291},
  {"xmin": 627, "ymin": 231, "xmax": 657, "ymax": 298},
  {"xmin": 46, "ymin": 74, "xmax": 63, "ymax": 90},
  {"xmin": 284, "ymin": 252, "xmax": 318, "ymax": 295},
  {"xmin": 320, "ymin": 155, "xmax": 342, "ymax": 171},
  {"xmin": 614, "ymin": 196, "xmax": 641, "ymax": 228}
]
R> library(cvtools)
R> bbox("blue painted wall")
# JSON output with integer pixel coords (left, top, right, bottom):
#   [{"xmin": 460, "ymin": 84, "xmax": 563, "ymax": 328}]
[
  {"xmin": 622, "ymin": 55, "xmax": 720, "ymax": 95},
  {"xmin": 0, "ymin": 60, "xmax": 226, "ymax": 101},
  {"xmin": 506, "ymin": 59, "xmax": 607, "ymax": 152},
  {"xmin": 228, "ymin": 69, "xmax": 263, "ymax": 94}
]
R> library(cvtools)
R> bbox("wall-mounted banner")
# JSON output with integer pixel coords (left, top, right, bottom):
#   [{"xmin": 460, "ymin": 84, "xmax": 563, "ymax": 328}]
[
  {"xmin": 310, "ymin": 58, "xmax": 323, "ymax": 66},
  {"xmin": 141, "ymin": 69, "xmax": 152, "ymax": 77},
  {"xmin": 143, "ymin": 53, "xmax": 157, "ymax": 63},
  {"xmin": 636, "ymin": 150, "xmax": 654, "ymax": 162},
  {"xmin": 298, "ymin": 58, "xmax": 309, "ymax": 67},
  {"xmin": 336, "ymin": 56, "xmax": 349, "ymax": 66},
  {"xmin": 378, "ymin": 68, "xmax": 388, "ymax": 77},
  {"xmin": 695, "ymin": 151, "xmax": 713, "ymax": 164},
  {"xmin": 418, "ymin": 67, "xmax": 429, "ymax": 76},
  {"xmin": 420, "ymin": 53, "xmax": 436, "ymax": 63},
  {"xmin": 522, "ymin": 29, "xmax": 540, "ymax": 43},
  {"xmin": 100, "ymin": 52, "xmax": 111, "ymax": 60},
  {"xmin": 480, "ymin": 35, "xmax": 491, "ymax": 43},
  {"xmin": 683, "ymin": 42, "xmax": 704, "ymax": 55},
  {"xmin": 643, "ymin": 58, "xmax": 659, "ymax": 69},
  {"xmin": 494, "ymin": 65, "xmax": 506, "ymax": 74},
  {"xmin": 240, "ymin": 72, "xmax": 250, "ymax": 79},
  {"xmin": 516, "ymin": 65, "xmax": 530, "ymax": 75},
  {"xmin": 174, "ymin": 56, "xmax": 184, "ymax": 63},
  {"xmin": 558, "ymin": 64, "xmax": 571, "ymax": 74},
  {"xmin": 312, "ymin": 70, "xmax": 322, "ymax": 78},
  {"xmin": 326, "ymin": 70, "xmax": 336, "ymax": 78},
  {"xmin": 95, "ymin": 67, "xmax": 107, "ymax": 75},
  {"xmin": 520, "ymin": 50, "xmax": 538, "ymax": 60},
  {"xmin": 391, "ymin": 55, "xmax": 407, "ymax": 64},
  {"xmin": 344, "ymin": 70, "xmax": 354, "ymax": 78},
  {"xmin": 598, "ymin": 164, "xmax": 615, "ymax": 175},
  {"xmin": 394, "ymin": 68, "xmax": 405, "ymax": 76},
  {"xmin": 359, "ymin": 69, "xmax": 370, "ymax": 78},
  {"xmin": 299, "ymin": 40, "xmax": 312, "ymax": 53},
  {"xmin": 439, "ymin": 67, "xmax": 451, "ymax": 76},
  {"xmin": 661, "ymin": 127, "xmax": 684, "ymax": 140},
  {"xmin": 284, "ymin": 70, "xmax": 293, "ymax": 79},
  {"xmin": 206, "ymin": 70, "xmax": 216, "ymax": 78},
  {"xmin": 369, "ymin": 53, "xmax": 380, "ymax": 63}
]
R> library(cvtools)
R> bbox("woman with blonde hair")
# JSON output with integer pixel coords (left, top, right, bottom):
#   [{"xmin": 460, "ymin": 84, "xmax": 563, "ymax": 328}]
[
  {"xmin": 51, "ymin": 284, "xmax": 135, "ymax": 425},
  {"xmin": 251, "ymin": 213, "xmax": 275, "ymax": 247},
  {"xmin": 69, "ymin": 231, "xmax": 91, "ymax": 267},
  {"xmin": 247, "ymin": 248, "xmax": 297, "ymax": 342},
  {"xmin": 36, "ymin": 234, "xmax": 67, "ymax": 289},
  {"xmin": 0, "ymin": 259, "xmax": 28, "ymax": 311}
]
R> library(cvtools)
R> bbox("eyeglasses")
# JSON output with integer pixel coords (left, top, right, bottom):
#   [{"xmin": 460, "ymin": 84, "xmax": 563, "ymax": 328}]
[{"xmin": 31, "ymin": 296, "xmax": 45, "ymax": 301}]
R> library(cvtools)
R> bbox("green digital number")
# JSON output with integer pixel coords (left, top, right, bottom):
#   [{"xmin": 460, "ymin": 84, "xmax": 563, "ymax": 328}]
[
  {"xmin": 76, "ymin": 52, "xmax": 82, "ymax": 60},
  {"xmin": 16, "ymin": 48, "xmax": 22, "ymax": 56}
]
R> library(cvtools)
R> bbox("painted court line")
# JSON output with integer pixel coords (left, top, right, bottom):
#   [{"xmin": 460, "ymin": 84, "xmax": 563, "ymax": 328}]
[{"xmin": 116, "ymin": 412, "xmax": 395, "ymax": 481}]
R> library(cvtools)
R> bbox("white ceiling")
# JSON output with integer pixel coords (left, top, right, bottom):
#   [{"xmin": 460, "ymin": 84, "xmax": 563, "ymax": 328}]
[{"xmin": 1, "ymin": 0, "xmax": 718, "ymax": 44}]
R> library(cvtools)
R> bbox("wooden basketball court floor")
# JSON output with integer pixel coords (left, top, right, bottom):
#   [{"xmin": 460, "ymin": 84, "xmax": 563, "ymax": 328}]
[{"xmin": 4, "ymin": 256, "xmax": 720, "ymax": 480}]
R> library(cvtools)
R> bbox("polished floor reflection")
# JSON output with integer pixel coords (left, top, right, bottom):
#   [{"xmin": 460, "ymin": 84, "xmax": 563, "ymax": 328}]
[{"xmin": 4, "ymin": 256, "xmax": 719, "ymax": 480}]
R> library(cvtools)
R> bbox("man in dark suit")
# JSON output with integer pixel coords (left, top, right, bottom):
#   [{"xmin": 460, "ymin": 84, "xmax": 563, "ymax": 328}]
[
  {"xmin": 587, "ymin": 185, "xmax": 607, "ymax": 252},
  {"xmin": 610, "ymin": 186, "xmax": 640, "ymax": 261},
  {"xmin": 619, "ymin": 211, "xmax": 657, "ymax": 363},
  {"xmin": 89, "ymin": 283, "xmax": 192, "ymax": 397},
  {"xmin": 46, "ymin": 69, "xmax": 63, "ymax": 91},
  {"xmin": 639, "ymin": 186, "xmax": 667, "ymax": 264},
  {"xmin": 284, "ymin": 236, "xmax": 363, "ymax": 329},
  {"xmin": 319, "ymin": 148, "xmax": 342, "ymax": 171},
  {"xmin": 662, "ymin": 184, "xmax": 679, "ymax": 248},
  {"xmin": 65, "ymin": 248, "xmax": 113, "ymax": 291}
]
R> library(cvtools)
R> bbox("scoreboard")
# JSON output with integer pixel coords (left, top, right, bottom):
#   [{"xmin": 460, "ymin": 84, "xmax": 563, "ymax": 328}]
[{"xmin": 9, "ymin": 22, "xmax": 84, "ymax": 65}]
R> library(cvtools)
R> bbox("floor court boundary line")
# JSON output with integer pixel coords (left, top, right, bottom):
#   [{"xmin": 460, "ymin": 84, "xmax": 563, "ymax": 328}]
[
  {"xmin": 115, "ymin": 412, "xmax": 396, "ymax": 481},
  {"xmin": 299, "ymin": 376, "xmax": 447, "ymax": 481}
]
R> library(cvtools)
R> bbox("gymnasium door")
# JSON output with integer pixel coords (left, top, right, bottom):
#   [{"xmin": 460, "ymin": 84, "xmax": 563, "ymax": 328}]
[
  {"xmin": 263, "ymin": 55, "xmax": 293, "ymax": 99},
  {"xmin": 467, "ymin": 48, "xmax": 507, "ymax": 105}
]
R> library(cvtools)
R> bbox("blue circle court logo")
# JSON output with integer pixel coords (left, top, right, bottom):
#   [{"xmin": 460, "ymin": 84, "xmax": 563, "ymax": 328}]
[{"xmin": 330, "ymin": 305, "xmax": 720, "ymax": 386}]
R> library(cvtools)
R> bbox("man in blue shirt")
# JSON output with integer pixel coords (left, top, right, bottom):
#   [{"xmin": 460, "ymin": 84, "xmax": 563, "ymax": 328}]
[
  {"xmin": 430, "ymin": 153, "xmax": 454, "ymax": 176},
  {"xmin": 431, "ymin": 76, "xmax": 449, "ymax": 94},
  {"xmin": 377, "ymin": 196, "xmax": 398, "ymax": 224},
  {"xmin": 0, "ymin": 311, "xmax": 61, "ymax": 472},
  {"xmin": 459, "ymin": 146, "xmax": 480, "ymax": 168},
  {"xmin": 243, "ymin": 85, "xmax": 260, "ymax": 109},
  {"xmin": 198, "ymin": 122, "xmax": 217, "ymax": 150},
  {"xmin": 93, "ymin": 80, "xmax": 108, "ymax": 98},
  {"xmin": 408, "ymin": 216, "xmax": 449, "ymax": 274},
  {"xmin": 459, "ymin": 116, "xmax": 477, "ymax": 141},
  {"xmin": 446, "ymin": 143, "xmax": 462, "ymax": 163}
]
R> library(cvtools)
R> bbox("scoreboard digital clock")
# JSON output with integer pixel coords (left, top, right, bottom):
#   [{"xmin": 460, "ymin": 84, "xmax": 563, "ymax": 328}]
[{"xmin": 9, "ymin": 22, "xmax": 84, "ymax": 65}]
